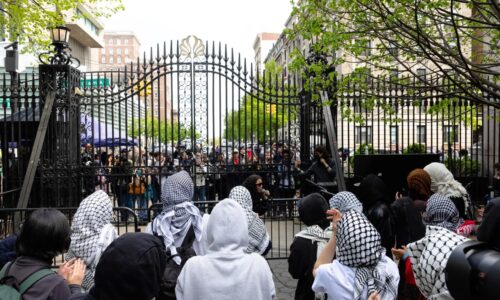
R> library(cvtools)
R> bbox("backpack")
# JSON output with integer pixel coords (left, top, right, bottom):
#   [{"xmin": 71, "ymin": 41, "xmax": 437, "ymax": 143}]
[
  {"xmin": 153, "ymin": 223, "xmax": 196, "ymax": 300},
  {"xmin": 0, "ymin": 262, "xmax": 54, "ymax": 300}
]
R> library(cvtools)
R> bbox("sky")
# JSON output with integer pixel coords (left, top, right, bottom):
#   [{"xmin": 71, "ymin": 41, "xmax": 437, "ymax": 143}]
[{"xmin": 105, "ymin": 0, "xmax": 293, "ymax": 64}]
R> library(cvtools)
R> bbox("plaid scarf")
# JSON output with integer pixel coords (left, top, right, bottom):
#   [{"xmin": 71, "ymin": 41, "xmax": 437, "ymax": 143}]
[
  {"xmin": 424, "ymin": 193, "xmax": 461, "ymax": 232},
  {"xmin": 329, "ymin": 191, "xmax": 363, "ymax": 213},
  {"xmin": 229, "ymin": 186, "xmax": 270, "ymax": 254},
  {"xmin": 337, "ymin": 210, "xmax": 397, "ymax": 300}
]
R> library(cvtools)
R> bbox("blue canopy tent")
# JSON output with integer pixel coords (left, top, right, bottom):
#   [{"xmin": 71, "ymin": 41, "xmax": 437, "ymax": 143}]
[{"xmin": 81, "ymin": 114, "xmax": 138, "ymax": 147}]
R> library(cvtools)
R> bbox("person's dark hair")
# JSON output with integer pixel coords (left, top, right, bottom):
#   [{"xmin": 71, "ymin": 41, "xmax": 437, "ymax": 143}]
[
  {"xmin": 242, "ymin": 174, "xmax": 263, "ymax": 202},
  {"xmin": 297, "ymin": 193, "xmax": 330, "ymax": 229},
  {"xmin": 16, "ymin": 208, "xmax": 71, "ymax": 263},
  {"xmin": 494, "ymin": 162, "xmax": 500, "ymax": 171},
  {"xmin": 314, "ymin": 146, "xmax": 331, "ymax": 163}
]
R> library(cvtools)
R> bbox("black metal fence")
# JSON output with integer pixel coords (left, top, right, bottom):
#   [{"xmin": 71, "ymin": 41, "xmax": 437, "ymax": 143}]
[{"xmin": 0, "ymin": 40, "xmax": 499, "ymax": 210}]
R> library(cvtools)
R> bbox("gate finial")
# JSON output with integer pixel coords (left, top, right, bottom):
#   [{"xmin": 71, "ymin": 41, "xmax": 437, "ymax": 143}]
[{"xmin": 180, "ymin": 35, "xmax": 205, "ymax": 60}]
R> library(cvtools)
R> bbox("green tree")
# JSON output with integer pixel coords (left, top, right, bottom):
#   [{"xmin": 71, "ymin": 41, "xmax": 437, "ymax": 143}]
[
  {"xmin": 287, "ymin": 0, "xmax": 500, "ymax": 108},
  {"xmin": 128, "ymin": 117, "xmax": 196, "ymax": 144},
  {"xmin": 0, "ymin": 0, "xmax": 123, "ymax": 53},
  {"xmin": 223, "ymin": 60, "xmax": 299, "ymax": 143}
]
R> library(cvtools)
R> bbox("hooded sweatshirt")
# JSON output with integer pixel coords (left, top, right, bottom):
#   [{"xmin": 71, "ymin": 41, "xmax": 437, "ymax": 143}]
[
  {"xmin": 86, "ymin": 233, "xmax": 167, "ymax": 300},
  {"xmin": 176, "ymin": 198, "xmax": 276, "ymax": 300}
]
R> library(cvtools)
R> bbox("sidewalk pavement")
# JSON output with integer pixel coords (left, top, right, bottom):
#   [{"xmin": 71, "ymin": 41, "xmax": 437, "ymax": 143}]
[{"xmin": 268, "ymin": 259, "xmax": 297, "ymax": 300}]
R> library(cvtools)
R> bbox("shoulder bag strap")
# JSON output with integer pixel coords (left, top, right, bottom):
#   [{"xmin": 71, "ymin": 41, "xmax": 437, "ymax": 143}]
[
  {"xmin": 0, "ymin": 261, "xmax": 13, "ymax": 280},
  {"xmin": 18, "ymin": 268, "xmax": 54, "ymax": 294}
]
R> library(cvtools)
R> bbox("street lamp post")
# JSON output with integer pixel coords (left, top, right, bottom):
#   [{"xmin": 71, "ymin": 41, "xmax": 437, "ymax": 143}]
[{"xmin": 39, "ymin": 26, "xmax": 80, "ymax": 67}]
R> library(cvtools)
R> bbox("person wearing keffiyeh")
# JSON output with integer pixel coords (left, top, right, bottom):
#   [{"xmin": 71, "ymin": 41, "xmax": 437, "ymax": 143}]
[
  {"xmin": 424, "ymin": 193, "xmax": 461, "ymax": 232},
  {"xmin": 146, "ymin": 170, "xmax": 204, "ymax": 263},
  {"xmin": 289, "ymin": 193, "xmax": 332, "ymax": 300},
  {"xmin": 66, "ymin": 190, "xmax": 118, "ymax": 291},
  {"xmin": 329, "ymin": 191, "xmax": 363, "ymax": 214},
  {"xmin": 312, "ymin": 209, "xmax": 399, "ymax": 300},
  {"xmin": 407, "ymin": 226, "xmax": 468, "ymax": 299},
  {"xmin": 228, "ymin": 186, "xmax": 271, "ymax": 255}
]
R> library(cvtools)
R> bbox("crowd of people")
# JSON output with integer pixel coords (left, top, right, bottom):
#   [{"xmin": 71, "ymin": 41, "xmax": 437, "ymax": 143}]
[
  {"xmin": 81, "ymin": 143, "xmax": 337, "ymax": 222},
  {"xmin": 0, "ymin": 153, "xmax": 499, "ymax": 299}
]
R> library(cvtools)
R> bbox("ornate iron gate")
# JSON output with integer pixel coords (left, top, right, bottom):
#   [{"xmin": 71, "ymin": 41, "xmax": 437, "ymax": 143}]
[{"xmin": 77, "ymin": 36, "xmax": 302, "ymax": 205}]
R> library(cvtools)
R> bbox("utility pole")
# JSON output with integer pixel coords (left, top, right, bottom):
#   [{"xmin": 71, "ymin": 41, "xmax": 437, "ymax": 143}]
[{"xmin": 4, "ymin": 41, "xmax": 19, "ymax": 113}]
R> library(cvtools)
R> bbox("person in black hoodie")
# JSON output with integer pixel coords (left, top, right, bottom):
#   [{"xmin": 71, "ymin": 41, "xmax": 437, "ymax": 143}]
[
  {"xmin": 288, "ymin": 193, "xmax": 332, "ymax": 300},
  {"xmin": 357, "ymin": 174, "xmax": 396, "ymax": 257},
  {"xmin": 72, "ymin": 232, "xmax": 167, "ymax": 300}
]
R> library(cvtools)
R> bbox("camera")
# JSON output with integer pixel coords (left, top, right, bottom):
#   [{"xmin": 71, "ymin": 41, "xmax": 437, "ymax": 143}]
[{"xmin": 445, "ymin": 240, "xmax": 500, "ymax": 300}]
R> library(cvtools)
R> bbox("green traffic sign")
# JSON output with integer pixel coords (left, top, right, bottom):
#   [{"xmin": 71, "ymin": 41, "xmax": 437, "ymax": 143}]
[{"xmin": 80, "ymin": 78, "xmax": 110, "ymax": 88}]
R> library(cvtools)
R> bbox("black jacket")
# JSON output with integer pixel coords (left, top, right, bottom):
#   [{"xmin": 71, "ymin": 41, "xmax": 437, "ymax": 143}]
[
  {"xmin": 288, "ymin": 237, "xmax": 318, "ymax": 300},
  {"xmin": 391, "ymin": 197, "xmax": 425, "ymax": 248},
  {"xmin": 364, "ymin": 202, "xmax": 396, "ymax": 257}
]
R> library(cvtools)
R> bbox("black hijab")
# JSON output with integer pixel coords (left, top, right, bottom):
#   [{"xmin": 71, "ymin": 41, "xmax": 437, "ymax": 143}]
[
  {"xmin": 297, "ymin": 193, "xmax": 330, "ymax": 229},
  {"xmin": 89, "ymin": 233, "xmax": 167, "ymax": 300},
  {"xmin": 358, "ymin": 174, "xmax": 390, "ymax": 208},
  {"xmin": 477, "ymin": 197, "xmax": 500, "ymax": 250}
]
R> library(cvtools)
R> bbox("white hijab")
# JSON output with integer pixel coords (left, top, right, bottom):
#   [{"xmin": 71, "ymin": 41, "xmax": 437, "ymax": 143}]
[
  {"xmin": 424, "ymin": 163, "xmax": 470, "ymax": 211},
  {"xmin": 229, "ymin": 186, "xmax": 270, "ymax": 255},
  {"xmin": 66, "ymin": 190, "xmax": 118, "ymax": 290},
  {"xmin": 175, "ymin": 199, "xmax": 276, "ymax": 300}
]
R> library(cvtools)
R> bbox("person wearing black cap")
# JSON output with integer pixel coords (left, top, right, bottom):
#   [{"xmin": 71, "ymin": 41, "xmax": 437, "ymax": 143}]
[{"xmin": 288, "ymin": 193, "xmax": 332, "ymax": 300}]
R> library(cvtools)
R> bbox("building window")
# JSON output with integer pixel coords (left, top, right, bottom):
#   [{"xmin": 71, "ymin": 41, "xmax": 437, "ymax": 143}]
[
  {"xmin": 101, "ymin": 56, "xmax": 106, "ymax": 63},
  {"xmin": 124, "ymin": 39, "xmax": 129, "ymax": 44},
  {"xmin": 125, "ymin": 48, "xmax": 129, "ymax": 55},
  {"xmin": 117, "ymin": 48, "xmax": 122, "ymax": 54},
  {"xmin": 108, "ymin": 39, "xmax": 113, "ymax": 45},
  {"xmin": 361, "ymin": 40, "xmax": 371, "ymax": 57},
  {"xmin": 390, "ymin": 69, "xmax": 399, "ymax": 82},
  {"xmin": 355, "ymin": 126, "xmax": 373, "ymax": 145},
  {"xmin": 117, "ymin": 56, "xmax": 122, "ymax": 63},
  {"xmin": 109, "ymin": 57, "xmax": 114, "ymax": 64},
  {"xmin": 416, "ymin": 125, "xmax": 426, "ymax": 144},
  {"xmin": 109, "ymin": 48, "xmax": 113, "ymax": 55},
  {"xmin": 443, "ymin": 125, "xmax": 459, "ymax": 143},
  {"xmin": 417, "ymin": 68, "xmax": 426, "ymax": 81},
  {"xmin": 390, "ymin": 126, "xmax": 398, "ymax": 144},
  {"xmin": 117, "ymin": 39, "xmax": 121, "ymax": 45}
]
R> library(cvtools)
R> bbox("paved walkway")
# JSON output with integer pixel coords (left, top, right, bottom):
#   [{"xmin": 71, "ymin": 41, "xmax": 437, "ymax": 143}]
[{"xmin": 268, "ymin": 259, "xmax": 297, "ymax": 300}]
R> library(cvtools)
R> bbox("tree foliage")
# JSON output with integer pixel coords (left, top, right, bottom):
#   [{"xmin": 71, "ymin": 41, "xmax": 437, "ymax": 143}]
[
  {"xmin": 128, "ymin": 117, "xmax": 195, "ymax": 144},
  {"xmin": 287, "ymin": 0, "xmax": 500, "ymax": 108},
  {"xmin": 0, "ymin": 0, "xmax": 123, "ymax": 53},
  {"xmin": 223, "ymin": 60, "xmax": 299, "ymax": 143}
]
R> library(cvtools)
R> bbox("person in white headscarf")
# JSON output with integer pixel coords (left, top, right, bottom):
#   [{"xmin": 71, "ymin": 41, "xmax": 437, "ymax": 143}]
[
  {"xmin": 407, "ymin": 226, "xmax": 468, "ymax": 299},
  {"xmin": 66, "ymin": 190, "xmax": 118, "ymax": 290},
  {"xmin": 312, "ymin": 210, "xmax": 399, "ymax": 300},
  {"xmin": 228, "ymin": 186, "xmax": 271, "ymax": 255},
  {"xmin": 329, "ymin": 191, "xmax": 363, "ymax": 214},
  {"xmin": 175, "ymin": 198, "xmax": 276, "ymax": 300},
  {"xmin": 146, "ymin": 170, "xmax": 205, "ymax": 260},
  {"xmin": 424, "ymin": 162, "xmax": 472, "ymax": 219}
]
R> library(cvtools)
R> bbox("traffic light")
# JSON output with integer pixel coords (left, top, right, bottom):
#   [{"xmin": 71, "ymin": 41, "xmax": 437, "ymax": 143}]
[{"xmin": 134, "ymin": 81, "xmax": 152, "ymax": 97}]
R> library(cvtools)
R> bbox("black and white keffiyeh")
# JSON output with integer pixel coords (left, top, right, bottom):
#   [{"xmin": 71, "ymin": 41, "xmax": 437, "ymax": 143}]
[
  {"xmin": 424, "ymin": 193, "xmax": 461, "ymax": 232},
  {"xmin": 408, "ymin": 225, "xmax": 468, "ymax": 299},
  {"xmin": 150, "ymin": 171, "xmax": 202, "ymax": 263},
  {"xmin": 336, "ymin": 210, "xmax": 397, "ymax": 300},
  {"xmin": 66, "ymin": 190, "xmax": 118, "ymax": 290},
  {"xmin": 329, "ymin": 191, "xmax": 363, "ymax": 214},
  {"xmin": 229, "ymin": 186, "xmax": 270, "ymax": 255}
]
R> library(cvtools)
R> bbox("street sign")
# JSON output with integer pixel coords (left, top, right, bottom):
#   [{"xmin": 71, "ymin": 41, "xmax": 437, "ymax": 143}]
[{"xmin": 80, "ymin": 78, "xmax": 110, "ymax": 88}]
